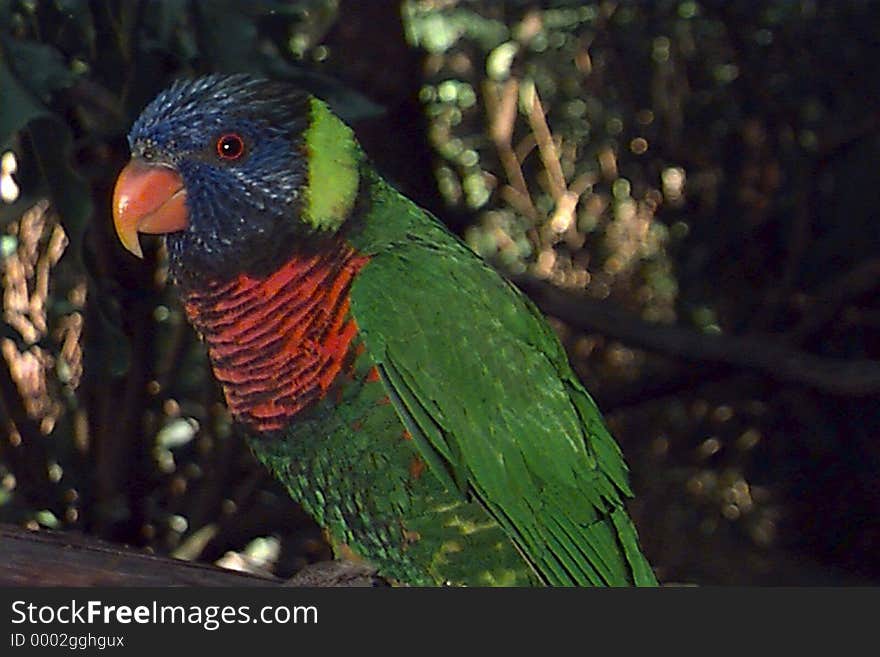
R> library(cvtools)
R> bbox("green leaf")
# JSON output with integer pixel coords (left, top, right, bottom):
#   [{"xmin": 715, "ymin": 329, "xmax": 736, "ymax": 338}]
[
  {"xmin": 17, "ymin": 118, "xmax": 92, "ymax": 252},
  {"xmin": 0, "ymin": 38, "xmax": 88, "ymax": 240},
  {"xmin": 0, "ymin": 46, "xmax": 50, "ymax": 148},
  {"xmin": 192, "ymin": 0, "xmax": 262, "ymax": 74},
  {"xmin": 4, "ymin": 38, "xmax": 74, "ymax": 101}
]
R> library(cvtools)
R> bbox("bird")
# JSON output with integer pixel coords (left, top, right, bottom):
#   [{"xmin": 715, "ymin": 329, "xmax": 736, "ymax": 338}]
[{"xmin": 111, "ymin": 73, "xmax": 657, "ymax": 586}]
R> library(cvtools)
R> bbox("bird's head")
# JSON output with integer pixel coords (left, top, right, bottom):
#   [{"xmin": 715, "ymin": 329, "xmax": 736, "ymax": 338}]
[{"xmin": 112, "ymin": 74, "xmax": 361, "ymax": 285}]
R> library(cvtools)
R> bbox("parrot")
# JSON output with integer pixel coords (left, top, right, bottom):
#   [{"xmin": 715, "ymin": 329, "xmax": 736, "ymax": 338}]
[{"xmin": 111, "ymin": 73, "xmax": 657, "ymax": 586}]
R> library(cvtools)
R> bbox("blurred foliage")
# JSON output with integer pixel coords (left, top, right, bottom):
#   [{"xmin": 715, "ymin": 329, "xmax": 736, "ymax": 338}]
[{"xmin": 1, "ymin": 0, "xmax": 879, "ymax": 584}]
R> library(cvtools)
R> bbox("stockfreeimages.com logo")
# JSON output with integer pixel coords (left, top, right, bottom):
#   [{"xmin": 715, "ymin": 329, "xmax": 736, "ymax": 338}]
[{"xmin": 10, "ymin": 599, "xmax": 318, "ymax": 632}]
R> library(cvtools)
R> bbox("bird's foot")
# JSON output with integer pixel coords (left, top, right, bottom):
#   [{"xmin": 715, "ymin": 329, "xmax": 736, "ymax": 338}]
[{"xmin": 284, "ymin": 559, "xmax": 387, "ymax": 587}]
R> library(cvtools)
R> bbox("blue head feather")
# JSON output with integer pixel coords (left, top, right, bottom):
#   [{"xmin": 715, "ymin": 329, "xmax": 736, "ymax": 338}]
[{"xmin": 127, "ymin": 74, "xmax": 312, "ymax": 285}]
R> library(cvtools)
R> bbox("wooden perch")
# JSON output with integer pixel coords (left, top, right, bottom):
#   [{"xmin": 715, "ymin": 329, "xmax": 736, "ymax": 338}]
[
  {"xmin": 516, "ymin": 276, "xmax": 880, "ymax": 396},
  {"xmin": 0, "ymin": 524, "xmax": 380, "ymax": 587}
]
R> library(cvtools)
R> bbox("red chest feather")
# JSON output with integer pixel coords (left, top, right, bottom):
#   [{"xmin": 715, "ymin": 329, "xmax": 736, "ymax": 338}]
[{"xmin": 182, "ymin": 244, "xmax": 369, "ymax": 432}]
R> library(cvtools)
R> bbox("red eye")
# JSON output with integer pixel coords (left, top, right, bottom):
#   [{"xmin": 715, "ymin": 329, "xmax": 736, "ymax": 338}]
[{"xmin": 216, "ymin": 133, "xmax": 245, "ymax": 160}]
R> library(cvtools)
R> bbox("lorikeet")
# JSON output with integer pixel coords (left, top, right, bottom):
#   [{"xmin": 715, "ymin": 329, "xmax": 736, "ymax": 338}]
[{"xmin": 112, "ymin": 74, "xmax": 656, "ymax": 586}]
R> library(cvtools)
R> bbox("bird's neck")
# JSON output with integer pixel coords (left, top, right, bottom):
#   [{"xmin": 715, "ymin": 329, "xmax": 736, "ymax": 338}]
[{"xmin": 181, "ymin": 240, "xmax": 370, "ymax": 433}]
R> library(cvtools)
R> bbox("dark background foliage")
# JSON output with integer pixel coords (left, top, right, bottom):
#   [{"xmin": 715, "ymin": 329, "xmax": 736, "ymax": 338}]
[{"xmin": 1, "ymin": 0, "xmax": 878, "ymax": 585}]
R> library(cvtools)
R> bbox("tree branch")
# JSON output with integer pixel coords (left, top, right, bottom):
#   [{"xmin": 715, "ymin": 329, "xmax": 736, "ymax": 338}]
[
  {"xmin": 516, "ymin": 276, "xmax": 880, "ymax": 396},
  {"xmin": 0, "ymin": 524, "xmax": 379, "ymax": 587}
]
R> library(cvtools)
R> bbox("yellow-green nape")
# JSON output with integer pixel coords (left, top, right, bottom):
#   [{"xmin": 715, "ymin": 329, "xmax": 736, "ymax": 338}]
[{"xmin": 302, "ymin": 97, "xmax": 361, "ymax": 231}]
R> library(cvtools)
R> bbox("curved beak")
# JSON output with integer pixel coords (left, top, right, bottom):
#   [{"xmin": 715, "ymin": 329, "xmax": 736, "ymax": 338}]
[{"xmin": 112, "ymin": 158, "xmax": 189, "ymax": 258}]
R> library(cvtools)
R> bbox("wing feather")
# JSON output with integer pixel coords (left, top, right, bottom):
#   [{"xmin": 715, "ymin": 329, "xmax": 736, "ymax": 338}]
[{"xmin": 349, "ymin": 194, "xmax": 656, "ymax": 586}]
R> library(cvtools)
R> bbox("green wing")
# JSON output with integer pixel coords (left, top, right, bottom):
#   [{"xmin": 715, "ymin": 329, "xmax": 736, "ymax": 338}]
[{"xmin": 349, "ymin": 181, "xmax": 656, "ymax": 586}]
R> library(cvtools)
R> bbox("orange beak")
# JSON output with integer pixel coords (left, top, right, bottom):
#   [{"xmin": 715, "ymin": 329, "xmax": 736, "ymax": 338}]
[{"xmin": 112, "ymin": 158, "xmax": 189, "ymax": 258}]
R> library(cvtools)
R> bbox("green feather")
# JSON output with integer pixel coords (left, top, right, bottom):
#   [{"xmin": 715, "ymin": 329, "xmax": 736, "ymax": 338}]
[{"xmin": 343, "ymin": 169, "xmax": 657, "ymax": 586}]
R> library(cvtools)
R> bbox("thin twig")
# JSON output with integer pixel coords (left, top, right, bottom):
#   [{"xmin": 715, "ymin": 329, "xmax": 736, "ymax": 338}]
[
  {"xmin": 0, "ymin": 349, "xmax": 56, "ymax": 509},
  {"xmin": 483, "ymin": 78, "xmax": 538, "ymax": 220},
  {"xmin": 525, "ymin": 87, "xmax": 567, "ymax": 200}
]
